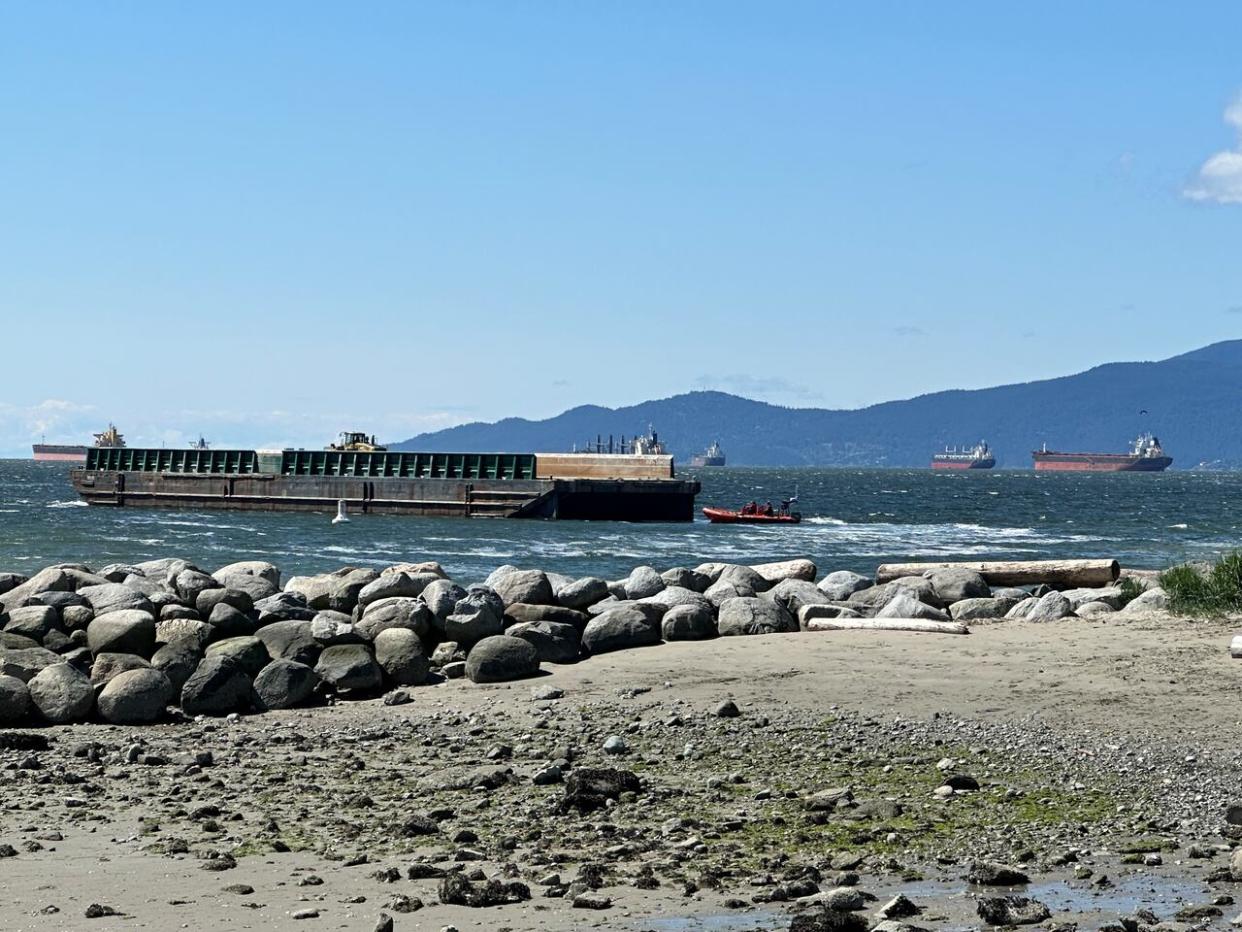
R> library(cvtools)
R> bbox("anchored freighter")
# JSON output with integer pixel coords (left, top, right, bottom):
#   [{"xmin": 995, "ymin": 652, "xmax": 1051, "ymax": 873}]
[
  {"xmin": 1032, "ymin": 433, "xmax": 1172, "ymax": 472},
  {"xmin": 931, "ymin": 441, "xmax": 995, "ymax": 470},
  {"xmin": 32, "ymin": 423, "xmax": 125, "ymax": 462}
]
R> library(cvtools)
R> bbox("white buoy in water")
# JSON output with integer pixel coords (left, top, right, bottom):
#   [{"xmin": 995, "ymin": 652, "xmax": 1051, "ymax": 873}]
[{"xmin": 332, "ymin": 500, "xmax": 350, "ymax": 524}]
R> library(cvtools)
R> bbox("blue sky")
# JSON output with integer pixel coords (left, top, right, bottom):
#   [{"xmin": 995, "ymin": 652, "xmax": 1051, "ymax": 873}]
[{"xmin": 1, "ymin": 2, "xmax": 1240, "ymax": 455}]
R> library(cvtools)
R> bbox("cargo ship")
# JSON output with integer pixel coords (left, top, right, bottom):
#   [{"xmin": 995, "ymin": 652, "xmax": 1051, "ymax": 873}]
[
  {"xmin": 931, "ymin": 441, "xmax": 995, "ymax": 470},
  {"xmin": 69, "ymin": 434, "xmax": 700, "ymax": 521},
  {"xmin": 32, "ymin": 424, "xmax": 125, "ymax": 462},
  {"xmin": 1032, "ymin": 433, "xmax": 1172, "ymax": 472},
  {"xmin": 690, "ymin": 441, "xmax": 726, "ymax": 468}
]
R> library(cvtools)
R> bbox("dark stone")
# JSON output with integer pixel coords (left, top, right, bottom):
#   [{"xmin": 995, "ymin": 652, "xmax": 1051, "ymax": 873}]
[
  {"xmin": 967, "ymin": 861, "xmax": 1030, "ymax": 886},
  {"xmin": 150, "ymin": 639, "xmax": 202, "ymax": 694},
  {"xmin": 206, "ymin": 603, "xmax": 256, "ymax": 640},
  {"xmin": 438, "ymin": 873, "xmax": 531, "ymax": 907},
  {"xmin": 562, "ymin": 767, "xmax": 641, "ymax": 812},
  {"xmin": 96, "ymin": 668, "xmax": 173, "ymax": 724},
  {"xmin": 180, "ymin": 655, "xmax": 253, "ymax": 716},
  {"xmin": 314, "ymin": 644, "xmax": 383, "ymax": 692},
  {"xmin": 252, "ymin": 659, "xmax": 319, "ymax": 710},
  {"xmin": 977, "ymin": 896, "xmax": 1051, "ymax": 926},
  {"xmin": 580, "ymin": 608, "xmax": 660, "ymax": 655},
  {"xmin": 253, "ymin": 619, "xmax": 320, "ymax": 666},
  {"xmin": 465, "ymin": 635, "xmax": 540, "ymax": 683},
  {"xmin": 506, "ymin": 620, "xmax": 581, "ymax": 664},
  {"xmin": 86, "ymin": 610, "xmax": 156, "ymax": 657}
]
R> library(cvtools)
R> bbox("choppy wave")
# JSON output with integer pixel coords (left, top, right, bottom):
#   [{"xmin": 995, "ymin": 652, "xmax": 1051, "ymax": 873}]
[{"xmin": 46, "ymin": 500, "xmax": 87, "ymax": 509}]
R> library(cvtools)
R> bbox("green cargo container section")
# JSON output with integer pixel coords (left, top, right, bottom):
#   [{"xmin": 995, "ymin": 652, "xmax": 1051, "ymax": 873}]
[{"xmin": 71, "ymin": 448, "xmax": 700, "ymax": 521}]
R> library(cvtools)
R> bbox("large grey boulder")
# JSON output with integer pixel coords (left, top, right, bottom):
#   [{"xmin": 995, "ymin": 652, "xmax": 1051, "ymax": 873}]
[
  {"xmin": 661, "ymin": 603, "xmax": 717, "ymax": 641},
  {"xmin": 949, "ymin": 597, "xmax": 1017, "ymax": 621},
  {"xmin": 4, "ymin": 605, "xmax": 59, "ymax": 641},
  {"xmin": 314, "ymin": 644, "xmax": 383, "ymax": 692},
  {"xmin": 254, "ymin": 619, "xmax": 320, "ymax": 666},
  {"xmin": 357, "ymin": 571, "xmax": 434, "ymax": 607},
  {"xmin": 174, "ymin": 568, "xmax": 219, "ymax": 606},
  {"xmin": 924, "ymin": 567, "xmax": 989, "ymax": 605},
  {"xmin": 89, "ymin": 652, "xmax": 151, "ymax": 688},
  {"xmin": 488, "ymin": 568, "xmax": 555, "ymax": 607},
  {"xmin": 504, "ymin": 603, "xmax": 589, "ymax": 630},
  {"xmin": 0, "ymin": 675, "xmax": 31, "ymax": 723},
  {"xmin": 357, "ymin": 597, "xmax": 433, "ymax": 641},
  {"xmin": 255, "ymin": 591, "xmax": 314, "ymax": 623},
  {"xmin": 213, "ymin": 561, "xmax": 280, "ymax": 601},
  {"xmin": 329, "ymin": 569, "xmax": 381, "ymax": 613},
  {"xmin": 196, "ymin": 587, "xmax": 254, "ymax": 619},
  {"xmin": 750, "ymin": 559, "xmax": 817, "ymax": 585},
  {"xmin": 150, "ymin": 639, "xmax": 202, "ymax": 693},
  {"xmin": 215, "ymin": 560, "xmax": 281, "ymax": 588},
  {"xmin": 661, "ymin": 567, "xmax": 711, "ymax": 593},
  {"xmin": 717, "ymin": 597, "xmax": 797, "ymax": 636},
  {"xmin": 97, "ymin": 668, "xmax": 173, "ymax": 724},
  {"xmin": 1008, "ymin": 591, "xmax": 1074, "ymax": 622},
  {"xmin": 61, "ymin": 605, "xmax": 94, "ymax": 631},
  {"xmin": 1123, "ymin": 587, "xmax": 1168, "ymax": 613},
  {"xmin": 28, "ymin": 663, "xmax": 94, "ymax": 723},
  {"xmin": 818, "ymin": 570, "xmax": 872, "ymax": 601},
  {"xmin": 0, "ymin": 646, "xmax": 64, "ymax": 681},
  {"xmin": 764, "ymin": 579, "xmax": 832, "ymax": 616},
  {"xmin": 87, "ymin": 610, "xmax": 156, "ymax": 657},
  {"xmin": 284, "ymin": 573, "xmax": 336, "ymax": 609},
  {"xmin": 205, "ymin": 636, "xmax": 270, "ymax": 677},
  {"xmin": 555, "ymin": 577, "xmax": 610, "ymax": 610},
  {"xmin": 1061, "ymin": 586, "xmax": 1126, "ymax": 610},
  {"xmin": 714, "ymin": 564, "xmax": 772, "ymax": 593},
  {"xmin": 581, "ymin": 608, "xmax": 661, "ymax": 654},
  {"xmin": 310, "ymin": 611, "xmax": 362, "ymax": 646},
  {"xmin": 155, "ymin": 617, "xmax": 212, "ymax": 648},
  {"xmin": 704, "ymin": 579, "xmax": 756, "ymax": 607},
  {"xmin": 640, "ymin": 586, "xmax": 713, "ymax": 614},
  {"xmin": 506, "ymin": 620, "xmax": 581, "ymax": 664},
  {"xmin": 464, "ymin": 635, "xmax": 540, "ymax": 683},
  {"xmin": 623, "ymin": 566, "xmax": 666, "ymax": 600},
  {"xmin": 876, "ymin": 593, "xmax": 950, "ymax": 621},
  {"xmin": 445, "ymin": 589, "xmax": 505, "ymax": 645},
  {"xmin": 848, "ymin": 578, "xmax": 937, "ymax": 614},
  {"xmin": 373, "ymin": 628, "xmax": 430, "ymax": 685},
  {"xmin": 421, "ymin": 579, "xmax": 468, "ymax": 625},
  {"xmin": 0, "ymin": 632, "xmax": 41, "ymax": 651},
  {"xmin": 205, "ymin": 603, "xmax": 255, "ymax": 639},
  {"xmin": 252, "ymin": 659, "xmax": 318, "ymax": 710},
  {"xmin": 77, "ymin": 583, "xmax": 153, "ymax": 617},
  {"xmin": 180, "ymin": 654, "xmax": 253, "ymax": 715}
]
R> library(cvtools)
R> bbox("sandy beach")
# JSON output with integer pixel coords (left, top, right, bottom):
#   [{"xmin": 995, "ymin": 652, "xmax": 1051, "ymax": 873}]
[{"xmin": 3, "ymin": 608, "xmax": 1240, "ymax": 931}]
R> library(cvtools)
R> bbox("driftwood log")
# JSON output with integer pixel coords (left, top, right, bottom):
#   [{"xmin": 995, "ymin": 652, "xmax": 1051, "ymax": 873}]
[
  {"xmin": 874, "ymin": 558, "xmax": 1119, "ymax": 588},
  {"xmin": 804, "ymin": 617, "xmax": 969, "ymax": 635}
]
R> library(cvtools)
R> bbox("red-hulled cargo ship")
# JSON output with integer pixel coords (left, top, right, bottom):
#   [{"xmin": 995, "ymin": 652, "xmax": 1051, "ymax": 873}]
[
  {"xmin": 931, "ymin": 441, "xmax": 995, "ymax": 470},
  {"xmin": 1032, "ymin": 433, "xmax": 1172, "ymax": 472}
]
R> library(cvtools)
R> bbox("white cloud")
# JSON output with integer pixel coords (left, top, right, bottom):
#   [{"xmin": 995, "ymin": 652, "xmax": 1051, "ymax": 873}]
[{"xmin": 1184, "ymin": 92, "xmax": 1242, "ymax": 204}]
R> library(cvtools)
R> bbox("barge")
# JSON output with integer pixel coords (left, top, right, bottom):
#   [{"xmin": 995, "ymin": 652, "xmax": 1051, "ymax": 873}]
[{"xmin": 69, "ymin": 447, "xmax": 700, "ymax": 521}]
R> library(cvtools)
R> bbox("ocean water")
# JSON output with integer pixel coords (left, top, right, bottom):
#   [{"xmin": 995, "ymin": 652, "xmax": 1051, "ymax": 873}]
[{"xmin": 1, "ymin": 459, "xmax": 1238, "ymax": 581}]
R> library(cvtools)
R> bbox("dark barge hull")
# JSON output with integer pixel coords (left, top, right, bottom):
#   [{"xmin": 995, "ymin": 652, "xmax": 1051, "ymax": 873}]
[{"xmin": 69, "ymin": 469, "xmax": 700, "ymax": 521}]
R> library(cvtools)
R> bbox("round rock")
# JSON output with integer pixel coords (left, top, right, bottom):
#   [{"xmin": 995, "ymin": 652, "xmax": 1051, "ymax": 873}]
[
  {"xmin": 28, "ymin": 662, "xmax": 94, "ymax": 724},
  {"xmin": 464, "ymin": 635, "xmax": 540, "ymax": 683},
  {"xmin": 97, "ymin": 668, "xmax": 173, "ymax": 724}
]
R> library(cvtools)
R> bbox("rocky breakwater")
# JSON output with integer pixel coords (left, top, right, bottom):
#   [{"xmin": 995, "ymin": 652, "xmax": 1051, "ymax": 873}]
[{"xmin": 0, "ymin": 556, "xmax": 1165, "ymax": 726}]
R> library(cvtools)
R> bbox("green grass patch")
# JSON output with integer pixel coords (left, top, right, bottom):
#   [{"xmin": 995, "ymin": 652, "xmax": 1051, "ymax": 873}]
[{"xmin": 1161, "ymin": 552, "xmax": 1242, "ymax": 615}]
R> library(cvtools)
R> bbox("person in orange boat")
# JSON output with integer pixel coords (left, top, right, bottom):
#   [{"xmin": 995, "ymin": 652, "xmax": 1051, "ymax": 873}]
[
  {"xmin": 762, "ymin": 501, "xmax": 774, "ymax": 516},
  {"xmin": 741, "ymin": 501, "xmax": 757, "ymax": 515}
]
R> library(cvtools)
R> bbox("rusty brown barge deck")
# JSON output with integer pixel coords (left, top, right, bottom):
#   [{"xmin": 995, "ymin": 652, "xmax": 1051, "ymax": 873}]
[{"xmin": 69, "ymin": 448, "xmax": 699, "ymax": 521}]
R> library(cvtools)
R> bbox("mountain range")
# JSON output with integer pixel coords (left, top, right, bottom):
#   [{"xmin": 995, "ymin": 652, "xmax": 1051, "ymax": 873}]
[{"xmin": 394, "ymin": 341, "xmax": 1242, "ymax": 468}]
